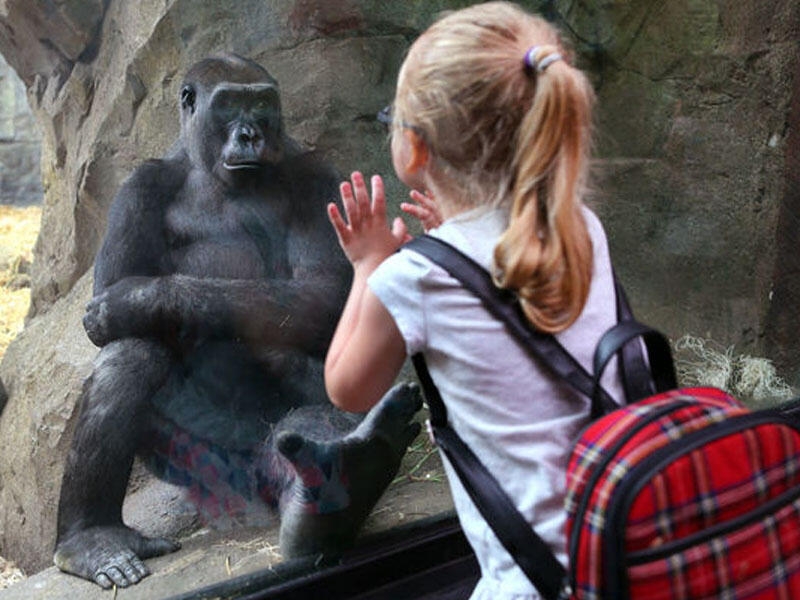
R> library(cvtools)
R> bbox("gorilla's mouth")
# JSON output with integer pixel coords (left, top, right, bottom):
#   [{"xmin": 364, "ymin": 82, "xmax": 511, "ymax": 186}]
[{"xmin": 223, "ymin": 161, "xmax": 262, "ymax": 170}]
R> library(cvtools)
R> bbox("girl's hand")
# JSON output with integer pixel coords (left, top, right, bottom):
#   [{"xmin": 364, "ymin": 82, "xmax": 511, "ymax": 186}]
[
  {"xmin": 328, "ymin": 172, "xmax": 410, "ymax": 269},
  {"xmin": 401, "ymin": 189, "xmax": 442, "ymax": 232}
]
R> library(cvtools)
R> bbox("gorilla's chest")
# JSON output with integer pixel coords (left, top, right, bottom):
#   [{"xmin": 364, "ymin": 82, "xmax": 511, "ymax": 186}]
[{"xmin": 164, "ymin": 191, "xmax": 291, "ymax": 280}]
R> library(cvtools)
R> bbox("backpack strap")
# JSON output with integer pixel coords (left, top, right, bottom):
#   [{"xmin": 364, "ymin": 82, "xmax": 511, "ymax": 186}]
[
  {"xmin": 412, "ymin": 353, "xmax": 571, "ymax": 600},
  {"xmin": 593, "ymin": 320, "xmax": 677, "ymax": 402},
  {"xmin": 403, "ymin": 235, "xmax": 666, "ymax": 600},
  {"xmin": 404, "ymin": 235, "xmax": 620, "ymax": 419},
  {"xmin": 613, "ymin": 278, "xmax": 658, "ymax": 402}
]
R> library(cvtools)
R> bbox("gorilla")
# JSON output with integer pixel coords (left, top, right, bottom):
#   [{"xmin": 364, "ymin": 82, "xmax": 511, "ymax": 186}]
[{"xmin": 53, "ymin": 54, "xmax": 421, "ymax": 589}]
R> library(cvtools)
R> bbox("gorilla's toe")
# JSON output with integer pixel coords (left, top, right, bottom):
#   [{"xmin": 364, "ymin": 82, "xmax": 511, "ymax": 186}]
[
  {"xmin": 101, "ymin": 564, "xmax": 136, "ymax": 589},
  {"xmin": 275, "ymin": 431, "xmax": 306, "ymax": 461},
  {"xmin": 385, "ymin": 382, "xmax": 424, "ymax": 417}
]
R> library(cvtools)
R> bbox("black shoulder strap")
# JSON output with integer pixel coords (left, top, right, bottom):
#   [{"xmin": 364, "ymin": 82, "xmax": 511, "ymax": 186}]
[
  {"xmin": 593, "ymin": 320, "xmax": 677, "ymax": 399},
  {"xmin": 404, "ymin": 234, "xmax": 619, "ymax": 418},
  {"xmin": 613, "ymin": 279, "xmax": 657, "ymax": 402},
  {"xmin": 412, "ymin": 353, "xmax": 570, "ymax": 600}
]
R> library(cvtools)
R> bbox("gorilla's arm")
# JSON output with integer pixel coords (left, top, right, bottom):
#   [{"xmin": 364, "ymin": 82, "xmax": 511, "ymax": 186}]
[
  {"xmin": 84, "ymin": 156, "xmax": 351, "ymax": 358},
  {"xmin": 83, "ymin": 271, "xmax": 347, "ymax": 358},
  {"xmin": 93, "ymin": 159, "xmax": 185, "ymax": 295}
]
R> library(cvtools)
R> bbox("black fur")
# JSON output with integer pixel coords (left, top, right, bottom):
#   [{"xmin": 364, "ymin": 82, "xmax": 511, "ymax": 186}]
[{"xmin": 53, "ymin": 55, "xmax": 420, "ymax": 589}]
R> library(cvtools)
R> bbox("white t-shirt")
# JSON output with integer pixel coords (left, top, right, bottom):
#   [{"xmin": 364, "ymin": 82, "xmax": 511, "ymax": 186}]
[{"xmin": 368, "ymin": 205, "xmax": 624, "ymax": 600}]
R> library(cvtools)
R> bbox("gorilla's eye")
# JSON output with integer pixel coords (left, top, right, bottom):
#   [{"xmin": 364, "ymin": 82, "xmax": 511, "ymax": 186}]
[
  {"xmin": 180, "ymin": 85, "xmax": 196, "ymax": 114},
  {"xmin": 215, "ymin": 97, "xmax": 239, "ymax": 123}
]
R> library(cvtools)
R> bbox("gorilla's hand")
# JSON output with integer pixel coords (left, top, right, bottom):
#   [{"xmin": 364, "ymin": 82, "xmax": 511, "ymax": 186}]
[{"xmin": 83, "ymin": 277, "xmax": 164, "ymax": 346}]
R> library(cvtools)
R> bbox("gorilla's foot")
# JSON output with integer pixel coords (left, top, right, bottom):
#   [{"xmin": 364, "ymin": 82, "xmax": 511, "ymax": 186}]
[
  {"xmin": 54, "ymin": 524, "xmax": 180, "ymax": 589},
  {"xmin": 276, "ymin": 383, "xmax": 422, "ymax": 557}
]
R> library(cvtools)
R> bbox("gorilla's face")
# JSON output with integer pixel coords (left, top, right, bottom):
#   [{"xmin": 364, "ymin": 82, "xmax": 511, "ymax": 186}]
[
  {"xmin": 179, "ymin": 59, "xmax": 286, "ymax": 187},
  {"xmin": 210, "ymin": 84, "xmax": 285, "ymax": 170}
]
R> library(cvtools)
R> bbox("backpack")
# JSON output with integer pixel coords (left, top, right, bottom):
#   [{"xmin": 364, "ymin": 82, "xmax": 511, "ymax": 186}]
[{"xmin": 405, "ymin": 234, "xmax": 800, "ymax": 600}]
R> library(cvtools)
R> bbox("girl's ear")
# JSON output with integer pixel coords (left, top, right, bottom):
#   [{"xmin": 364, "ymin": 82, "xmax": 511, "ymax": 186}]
[{"xmin": 403, "ymin": 129, "xmax": 429, "ymax": 173}]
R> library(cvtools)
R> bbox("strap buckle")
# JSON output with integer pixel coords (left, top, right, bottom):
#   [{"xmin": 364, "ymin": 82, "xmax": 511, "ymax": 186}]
[
  {"xmin": 556, "ymin": 577, "xmax": 573, "ymax": 600},
  {"xmin": 425, "ymin": 418, "xmax": 436, "ymax": 445}
]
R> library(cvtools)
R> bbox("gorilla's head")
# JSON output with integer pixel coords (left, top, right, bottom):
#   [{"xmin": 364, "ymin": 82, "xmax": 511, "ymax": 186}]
[{"xmin": 179, "ymin": 54, "xmax": 285, "ymax": 186}]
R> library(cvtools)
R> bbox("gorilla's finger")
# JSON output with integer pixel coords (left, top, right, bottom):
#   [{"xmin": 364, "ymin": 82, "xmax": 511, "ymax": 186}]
[
  {"xmin": 126, "ymin": 549, "xmax": 150, "ymax": 583},
  {"xmin": 132, "ymin": 554, "xmax": 149, "ymax": 577}
]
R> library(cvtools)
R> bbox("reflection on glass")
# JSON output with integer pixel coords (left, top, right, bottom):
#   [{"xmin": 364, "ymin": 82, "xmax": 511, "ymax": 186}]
[{"xmin": 0, "ymin": 1, "xmax": 796, "ymax": 597}]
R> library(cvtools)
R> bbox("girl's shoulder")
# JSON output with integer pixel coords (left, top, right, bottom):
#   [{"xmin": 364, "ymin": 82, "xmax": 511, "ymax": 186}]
[
  {"xmin": 426, "ymin": 206, "xmax": 508, "ymax": 271},
  {"xmin": 580, "ymin": 205, "xmax": 609, "ymax": 241}
]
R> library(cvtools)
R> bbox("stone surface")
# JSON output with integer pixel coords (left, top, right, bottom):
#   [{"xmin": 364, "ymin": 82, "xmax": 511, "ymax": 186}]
[
  {"xmin": 1, "ymin": 459, "xmax": 452, "ymax": 598},
  {"xmin": 0, "ymin": 0, "xmax": 796, "ymax": 584},
  {"xmin": 0, "ymin": 272, "xmax": 95, "ymax": 574}
]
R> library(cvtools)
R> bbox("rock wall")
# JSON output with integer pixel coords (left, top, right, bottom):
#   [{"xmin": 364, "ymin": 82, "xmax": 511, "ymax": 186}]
[
  {"xmin": 0, "ymin": 0, "xmax": 797, "ymax": 575},
  {"xmin": 765, "ymin": 50, "xmax": 800, "ymax": 378},
  {"xmin": 577, "ymin": 0, "xmax": 799, "ymax": 372}
]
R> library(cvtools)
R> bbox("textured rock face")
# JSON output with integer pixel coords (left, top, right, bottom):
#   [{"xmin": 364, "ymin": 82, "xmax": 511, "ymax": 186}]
[
  {"xmin": 0, "ymin": 0, "xmax": 797, "ymax": 575},
  {"xmin": 765, "ymin": 50, "xmax": 800, "ymax": 378},
  {"xmin": 582, "ymin": 1, "xmax": 800, "ymax": 378}
]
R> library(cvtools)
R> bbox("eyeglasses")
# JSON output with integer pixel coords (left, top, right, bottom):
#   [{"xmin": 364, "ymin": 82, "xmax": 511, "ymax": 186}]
[
  {"xmin": 377, "ymin": 104, "xmax": 423, "ymax": 136},
  {"xmin": 377, "ymin": 105, "xmax": 394, "ymax": 129}
]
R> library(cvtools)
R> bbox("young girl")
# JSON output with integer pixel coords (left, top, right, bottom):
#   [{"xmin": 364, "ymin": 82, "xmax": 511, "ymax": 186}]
[{"xmin": 325, "ymin": 3, "xmax": 624, "ymax": 598}]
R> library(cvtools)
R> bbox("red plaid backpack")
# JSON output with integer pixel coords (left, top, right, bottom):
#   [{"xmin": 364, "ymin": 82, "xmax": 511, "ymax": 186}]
[
  {"xmin": 565, "ymin": 384, "xmax": 800, "ymax": 599},
  {"xmin": 407, "ymin": 235, "xmax": 800, "ymax": 600}
]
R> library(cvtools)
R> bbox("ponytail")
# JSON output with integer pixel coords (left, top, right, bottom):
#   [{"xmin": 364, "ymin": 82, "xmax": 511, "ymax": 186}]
[{"xmin": 493, "ymin": 45, "xmax": 595, "ymax": 333}]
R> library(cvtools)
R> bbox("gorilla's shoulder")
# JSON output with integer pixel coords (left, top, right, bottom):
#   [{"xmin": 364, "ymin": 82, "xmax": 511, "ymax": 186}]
[
  {"xmin": 122, "ymin": 155, "xmax": 189, "ymax": 195},
  {"xmin": 108, "ymin": 156, "xmax": 189, "ymax": 217},
  {"xmin": 281, "ymin": 149, "xmax": 341, "ymax": 199}
]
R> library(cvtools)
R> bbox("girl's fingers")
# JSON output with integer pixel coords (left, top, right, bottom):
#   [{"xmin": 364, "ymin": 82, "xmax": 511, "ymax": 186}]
[
  {"xmin": 406, "ymin": 189, "xmax": 442, "ymax": 231},
  {"xmin": 409, "ymin": 189, "xmax": 435, "ymax": 209},
  {"xmin": 327, "ymin": 203, "xmax": 350, "ymax": 244},
  {"xmin": 401, "ymin": 203, "xmax": 437, "ymax": 230},
  {"xmin": 350, "ymin": 172, "xmax": 370, "ymax": 218},
  {"xmin": 339, "ymin": 181, "xmax": 358, "ymax": 225},
  {"xmin": 391, "ymin": 216, "xmax": 409, "ymax": 243},
  {"xmin": 371, "ymin": 175, "xmax": 386, "ymax": 218},
  {"xmin": 400, "ymin": 202, "xmax": 426, "ymax": 219},
  {"xmin": 338, "ymin": 172, "xmax": 391, "ymax": 236}
]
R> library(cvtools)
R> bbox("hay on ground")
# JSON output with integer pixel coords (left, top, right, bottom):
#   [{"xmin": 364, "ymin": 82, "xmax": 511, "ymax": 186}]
[
  {"xmin": 0, "ymin": 205, "xmax": 40, "ymax": 359},
  {"xmin": 674, "ymin": 334, "xmax": 795, "ymax": 407},
  {"xmin": 0, "ymin": 556, "xmax": 25, "ymax": 590}
]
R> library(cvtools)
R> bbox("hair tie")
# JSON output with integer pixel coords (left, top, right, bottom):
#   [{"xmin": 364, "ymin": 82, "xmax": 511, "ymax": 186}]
[{"xmin": 524, "ymin": 46, "xmax": 563, "ymax": 73}]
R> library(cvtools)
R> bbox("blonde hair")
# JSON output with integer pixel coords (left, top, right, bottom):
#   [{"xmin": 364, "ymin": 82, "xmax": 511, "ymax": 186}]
[{"xmin": 393, "ymin": 2, "xmax": 595, "ymax": 333}]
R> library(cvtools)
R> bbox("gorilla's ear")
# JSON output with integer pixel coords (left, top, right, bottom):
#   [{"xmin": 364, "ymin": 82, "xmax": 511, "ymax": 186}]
[{"xmin": 181, "ymin": 85, "xmax": 196, "ymax": 114}]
